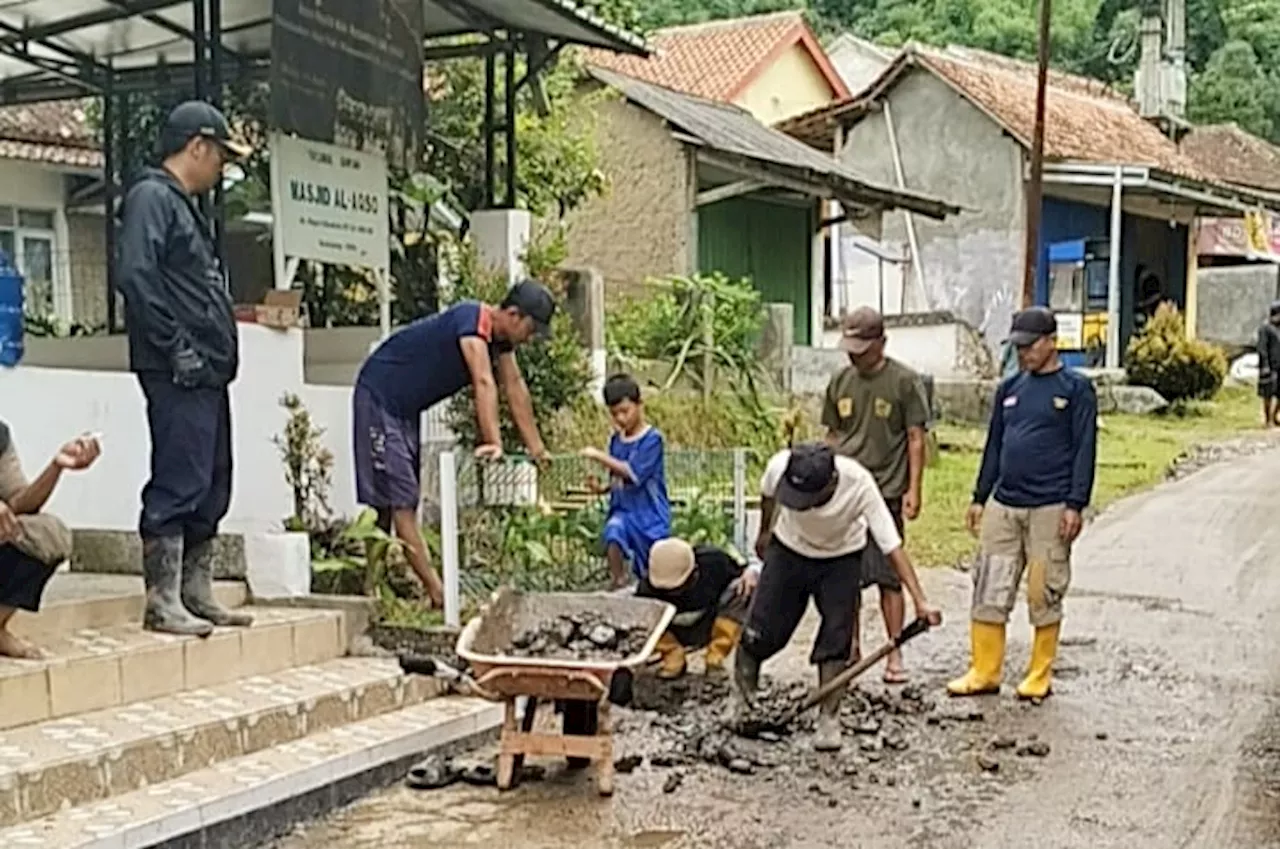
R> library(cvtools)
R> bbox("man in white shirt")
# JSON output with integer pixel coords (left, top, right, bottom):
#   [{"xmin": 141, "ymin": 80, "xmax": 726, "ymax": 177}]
[{"xmin": 737, "ymin": 442, "xmax": 942, "ymax": 752}]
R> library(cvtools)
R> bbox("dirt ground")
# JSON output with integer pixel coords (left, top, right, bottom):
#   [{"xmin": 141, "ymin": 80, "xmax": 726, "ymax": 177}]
[{"xmin": 274, "ymin": 445, "xmax": 1280, "ymax": 849}]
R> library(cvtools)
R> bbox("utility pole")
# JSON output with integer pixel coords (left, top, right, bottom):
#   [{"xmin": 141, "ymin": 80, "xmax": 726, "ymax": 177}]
[{"xmin": 1022, "ymin": 0, "xmax": 1052, "ymax": 308}]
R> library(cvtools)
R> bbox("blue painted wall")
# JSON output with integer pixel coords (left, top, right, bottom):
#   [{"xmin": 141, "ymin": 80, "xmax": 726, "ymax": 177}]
[{"xmin": 1032, "ymin": 195, "xmax": 1189, "ymax": 358}]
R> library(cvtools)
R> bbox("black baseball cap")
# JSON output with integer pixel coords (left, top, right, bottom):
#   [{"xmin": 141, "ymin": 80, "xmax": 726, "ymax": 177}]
[
  {"xmin": 502, "ymin": 279, "xmax": 556, "ymax": 339},
  {"xmin": 1007, "ymin": 306, "xmax": 1058, "ymax": 347},
  {"xmin": 775, "ymin": 442, "xmax": 839, "ymax": 511},
  {"xmin": 1270, "ymin": 299, "xmax": 1280, "ymax": 317},
  {"xmin": 160, "ymin": 100, "xmax": 252, "ymax": 160}
]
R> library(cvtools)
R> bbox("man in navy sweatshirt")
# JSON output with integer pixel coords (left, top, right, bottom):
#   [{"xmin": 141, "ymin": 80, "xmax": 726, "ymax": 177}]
[{"xmin": 947, "ymin": 307, "xmax": 1097, "ymax": 702}]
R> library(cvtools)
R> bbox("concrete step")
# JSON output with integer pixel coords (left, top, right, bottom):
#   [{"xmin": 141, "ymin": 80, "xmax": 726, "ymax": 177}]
[
  {"xmin": 0, "ymin": 696, "xmax": 502, "ymax": 849},
  {"xmin": 13, "ymin": 574, "xmax": 247, "ymax": 642},
  {"xmin": 0, "ymin": 608, "xmax": 346, "ymax": 731},
  {"xmin": 0, "ymin": 657, "xmax": 444, "ymax": 828}
]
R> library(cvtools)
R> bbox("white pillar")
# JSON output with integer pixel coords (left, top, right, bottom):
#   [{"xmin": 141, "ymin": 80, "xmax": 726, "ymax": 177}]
[
  {"xmin": 470, "ymin": 209, "xmax": 531, "ymax": 283},
  {"xmin": 811, "ymin": 203, "xmax": 825, "ymax": 347},
  {"xmin": 1106, "ymin": 166, "xmax": 1124, "ymax": 369},
  {"xmin": 439, "ymin": 450, "xmax": 461, "ymax": 628}
]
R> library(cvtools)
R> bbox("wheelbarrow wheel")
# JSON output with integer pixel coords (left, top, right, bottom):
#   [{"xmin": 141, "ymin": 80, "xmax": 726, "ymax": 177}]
[{"xmin": 562, "ymin": 699, "xmax": 598, "ymax": 770}]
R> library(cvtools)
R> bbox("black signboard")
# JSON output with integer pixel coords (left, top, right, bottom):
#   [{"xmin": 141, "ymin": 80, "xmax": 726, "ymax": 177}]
[{"xmin": 270, "ymin": 0, "xmax": 424, "ymax": 172}]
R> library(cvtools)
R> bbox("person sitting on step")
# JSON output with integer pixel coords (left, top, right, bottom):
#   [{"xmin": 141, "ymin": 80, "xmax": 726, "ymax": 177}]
[
  {"xmin": 636, "ymin": 537, "xmax": 757, "ymax": 679},
  {"xmin": 0, "ymin": 420, "xmax": 101, "ymax": 658}
]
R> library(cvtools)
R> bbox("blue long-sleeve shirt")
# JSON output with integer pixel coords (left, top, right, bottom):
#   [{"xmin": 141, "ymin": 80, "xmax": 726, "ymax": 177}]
[{"xmin": 973, "ymin": 367, "xmax": 1098, "ymax": 511}]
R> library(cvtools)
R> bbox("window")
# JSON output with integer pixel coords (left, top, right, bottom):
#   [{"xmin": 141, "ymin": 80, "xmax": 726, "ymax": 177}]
[{"xmin": 0, "ymin": 205, "xmax": 60, "ymax": 317}]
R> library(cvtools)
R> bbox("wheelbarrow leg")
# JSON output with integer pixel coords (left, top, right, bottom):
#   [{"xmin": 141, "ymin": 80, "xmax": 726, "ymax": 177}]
[
  {"xmin": 596, "ymin": 700, "xmax": 614, "ymax": 797},
  {"xmin": 497, "ymin": 698, "xmax": 519, "ymax": 791},
  {"xmin": 510, "ymin": 697, "xmax": 538, "ymax": 782}
]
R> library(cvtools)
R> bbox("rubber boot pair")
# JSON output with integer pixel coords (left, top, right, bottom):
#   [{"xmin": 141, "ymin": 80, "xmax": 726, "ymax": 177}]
[
  {"xmin": 704, "ymin": 617, "xmax": 742, "ymax": 674},
  {"xmin": 654, "ymin": 632, "xmax": 687, "ymax": 679},
  {"xmin": 143, "ymin": 536, "xmax": 253, "ymax": 637},
  {"xmin": 945, "ymin": 620, "xmax": 1061, "ymax": 700},
  {"xmin": 812, "ymin": 661, "xmax": 845, "ymax": 752}
]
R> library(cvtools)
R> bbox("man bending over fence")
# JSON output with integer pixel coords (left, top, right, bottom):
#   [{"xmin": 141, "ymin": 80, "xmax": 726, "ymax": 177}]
[{"xmin": 351, "ymin": 281, "xmax": 556, "ymax": 608}]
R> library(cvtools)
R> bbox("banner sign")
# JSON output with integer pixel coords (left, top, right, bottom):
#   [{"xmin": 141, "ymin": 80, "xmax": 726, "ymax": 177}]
[
  {"xmin": 269, "ymin": 134, "xmax": 390, "ymax": 271},
  {"xmin": 1197, "ymin": 214, "xmax": 1280, "ymax": 261},
  {"xmin": 270, "ymin": 0, "xmax": 424, "ymax": 172}
]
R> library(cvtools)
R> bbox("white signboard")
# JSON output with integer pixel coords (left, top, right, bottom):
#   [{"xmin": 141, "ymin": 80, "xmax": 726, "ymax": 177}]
[
  {"xmin": 1056, "ymin": 312, "xmax": 1084, "ymax": 350},
  {"xmin": 269, "ymin": 133, "xmax": 390, "ymax": 272}
]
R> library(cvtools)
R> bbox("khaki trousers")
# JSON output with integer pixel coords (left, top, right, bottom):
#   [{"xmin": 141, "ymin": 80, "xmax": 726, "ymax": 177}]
[{"xmin": 971, "ymin": 501, "xmax": 1072, "ymax": 627}]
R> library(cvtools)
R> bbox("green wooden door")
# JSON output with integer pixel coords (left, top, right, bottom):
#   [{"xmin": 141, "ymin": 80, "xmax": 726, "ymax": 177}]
[{"xmin": 697, "ymin": 196, "xmax": 813, "ymax": 345}]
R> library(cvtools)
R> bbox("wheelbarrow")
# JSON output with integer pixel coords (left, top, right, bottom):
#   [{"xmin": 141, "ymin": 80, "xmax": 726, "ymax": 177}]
[{"xmin": 402, "ymin": 587, "xmax": 674, "ymax": 796}]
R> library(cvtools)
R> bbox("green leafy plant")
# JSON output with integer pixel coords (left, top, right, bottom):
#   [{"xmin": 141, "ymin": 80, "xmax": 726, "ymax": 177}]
[
  {"xmin": 273, "ymin": 394, "xmax": 336, "ymax": 534},
  {"xmin": 1126, "ymin": 302, "xmax": 1228, "ymax": 402},
  {"xmin": 607, "ymin": 272, "xmax": 768, "ymax": 405}
]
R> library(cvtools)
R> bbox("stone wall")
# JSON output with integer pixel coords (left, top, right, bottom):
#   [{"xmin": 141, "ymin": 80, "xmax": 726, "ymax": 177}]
[{"xmin": 1196, "ymin": 264, "xmax": 1279, "ymax": 351}]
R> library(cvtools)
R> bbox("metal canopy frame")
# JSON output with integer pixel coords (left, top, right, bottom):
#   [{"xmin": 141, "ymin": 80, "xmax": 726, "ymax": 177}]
[{"xmin": 0, "ymin": 0, "xmax": 649, "ymax": 332}]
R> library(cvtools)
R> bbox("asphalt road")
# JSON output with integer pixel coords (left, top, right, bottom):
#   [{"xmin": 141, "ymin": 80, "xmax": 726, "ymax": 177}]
[{"xmin": 275, "ymin": 444, "xmax": 1280, "ymax": 849}]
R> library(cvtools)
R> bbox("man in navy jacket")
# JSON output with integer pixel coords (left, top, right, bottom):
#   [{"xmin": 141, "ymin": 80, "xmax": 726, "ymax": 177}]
[
  {"xmin": 116, "ymin": 101, "xmax": 252, "ymax": 637},
  {"xmin": 948, "ymin": 307, "xmax": 1097, "ymax": 702}
]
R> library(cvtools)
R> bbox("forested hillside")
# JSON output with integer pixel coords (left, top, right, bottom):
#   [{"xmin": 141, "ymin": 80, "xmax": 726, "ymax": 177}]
[{"xmin": 616, "ymin": 0, "xmax": 1280, "ymax": 143}]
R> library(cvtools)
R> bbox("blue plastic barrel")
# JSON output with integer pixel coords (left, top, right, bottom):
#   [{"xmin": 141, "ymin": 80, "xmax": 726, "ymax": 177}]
[{"xmin": 0, "ymin": 248, "xmax": 23, "ymax": 367}]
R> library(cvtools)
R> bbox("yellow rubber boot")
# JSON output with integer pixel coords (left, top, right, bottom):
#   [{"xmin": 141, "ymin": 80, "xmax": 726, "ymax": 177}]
[
  {"xmin": 946, "ymin": 621, "xmax": 1006, "ymax": 697},
  {"xmin": 704, "ymin": 618, "xmax": 742, "ymax": 672},
  {"xmin": 655, "ymin": 632, "xmax": 687, "ymax": 679},
  {"xmin": 1016, "ymin": 622, "xmax": 1061, "ymax": 700}
]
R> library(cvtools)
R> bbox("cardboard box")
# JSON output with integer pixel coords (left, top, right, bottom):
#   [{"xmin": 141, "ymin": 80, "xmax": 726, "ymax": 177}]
[{"xmin": 236, "ymin": 290, "xmax": 303, "ymax": 329}]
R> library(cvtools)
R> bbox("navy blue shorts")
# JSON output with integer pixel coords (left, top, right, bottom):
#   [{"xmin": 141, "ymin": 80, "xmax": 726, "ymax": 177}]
[{"xmin": 352, "ymin": 385, "xmax": 421, "ymax": 511}]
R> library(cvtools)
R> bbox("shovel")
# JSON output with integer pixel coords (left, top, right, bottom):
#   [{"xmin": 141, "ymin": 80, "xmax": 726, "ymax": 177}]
[{"xmin": 742, "ymin": 616, "xmax": 934, "ymax": 734}]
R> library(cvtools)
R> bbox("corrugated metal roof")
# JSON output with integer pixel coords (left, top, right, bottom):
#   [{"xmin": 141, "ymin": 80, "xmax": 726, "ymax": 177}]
[
  {"xmin": 588, "ymin": 66, "xmax": 958, "ymax": 219},
  {"xmin": 0, "ymin": 0, "xmax": 647, "ymax": 103}
]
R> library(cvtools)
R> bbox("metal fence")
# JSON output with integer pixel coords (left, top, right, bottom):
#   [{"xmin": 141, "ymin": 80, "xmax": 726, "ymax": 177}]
[{"xmin": 434, "ymin": 448, "xmax": 749, "ymax": 625}]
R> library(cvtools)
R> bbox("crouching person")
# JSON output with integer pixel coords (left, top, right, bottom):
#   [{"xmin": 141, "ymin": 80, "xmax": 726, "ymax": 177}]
[
  {"xmin": 637, "ymin": 538, "xmax": 758, "ymax": 679},
  {"xmin": 735, "ymin": 443, "xmax": 941, "ymax": 753},
  {"xmin": 0, "ymin": 422, "xmax": 101, "ymax": 658}
]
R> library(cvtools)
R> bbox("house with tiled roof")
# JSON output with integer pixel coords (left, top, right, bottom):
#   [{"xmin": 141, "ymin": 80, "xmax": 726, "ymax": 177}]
[
  {"xmin": 583, "ymin": 11, "xmax": 849, "ymax": 125},
  {"xmin": 0, "ymin": 100, "xmax": 107, "ymax": 329},
  {"xmin": 779, "ymin": 42, "xmax": 1280, "ymax": 367},
  {"xmin": 567, "ymin": 12, "xmax": 881, "ymax": 346}
]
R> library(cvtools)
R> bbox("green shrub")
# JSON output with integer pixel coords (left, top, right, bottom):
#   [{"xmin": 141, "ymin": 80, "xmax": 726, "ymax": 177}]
[
  {"xmin": 606, "ymin": 272, "xmax": 767, "ymax": 398},
  {"xmin": 441, "ymin": 228, "xmax": 593, "ymax": 451},
  {"xmin": 1126, "ymin": 303, "xmax": 1227, "ymax": 402}
]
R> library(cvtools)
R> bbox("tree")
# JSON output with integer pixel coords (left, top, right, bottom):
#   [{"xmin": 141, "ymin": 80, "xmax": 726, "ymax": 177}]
[{"xmin": 1187, "ymin": 39, "xmax": 1276, "ymax": 137}]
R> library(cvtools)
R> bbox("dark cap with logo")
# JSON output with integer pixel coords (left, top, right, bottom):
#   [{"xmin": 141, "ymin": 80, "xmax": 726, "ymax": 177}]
[
  {"xmin": 502, "ymin": 279, "xmax": 556, "ymax": 339},
  {"xmin": 775, "ymin": 442, "xmax": 839, "ymax": 511},
  {"xmin": 1270, "ymin": 299, "xmax": 1280, "ymax": 317},
  {"xmin": 1007, "ymin": 306, "xmax": 1058, "ymax": 347},
  {"xmin": 839, "ymin": 306, "xmax": 886, "ymax": 355},
  {"xmin": 160, "ymin": 100, "xmax": 252, "ymax": 160}
]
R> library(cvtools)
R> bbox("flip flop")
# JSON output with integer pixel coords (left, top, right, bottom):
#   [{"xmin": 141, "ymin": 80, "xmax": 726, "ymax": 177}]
[{"xmin": 882, "ymin": 668, "xmax": 910, "ymax": 685}]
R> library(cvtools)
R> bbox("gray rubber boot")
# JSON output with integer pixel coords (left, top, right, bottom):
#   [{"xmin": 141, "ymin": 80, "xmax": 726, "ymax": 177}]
[
  {"xmin": 729, "ymin": 648, "xmax": 761, "ymax": 724},
  {"xmin": 813, "ymin": 661, "xmax": 846, "ymax": 752},
  {"xmin": 181, "ymin": 538, "xmax": 253, "ymax": 627},
  {"xmin": 143, "ymin": 537, "xmax": 215, "ymax": 637}
]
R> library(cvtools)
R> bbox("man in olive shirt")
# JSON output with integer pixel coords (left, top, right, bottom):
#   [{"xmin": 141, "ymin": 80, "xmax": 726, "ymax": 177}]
[{"xmin": 822, "ymin": 306, "xmax": 930, "ymax": 683}]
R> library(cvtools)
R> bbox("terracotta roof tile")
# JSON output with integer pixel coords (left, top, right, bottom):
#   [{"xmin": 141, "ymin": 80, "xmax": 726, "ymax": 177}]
[
  {"xmin": 1180, "ymin": 123, "xmax": 1280, "ymax": 193},
  {"xmin": 582, "ymin": 11, "xmax": 834, "ymax": 103},
  {"xmin": 0, "ymin": 100, "xmax": 100, "ymax": 167},
  {"xmin": 779, "ymin": 44, "xmax": 1207, "ymax": 180}
]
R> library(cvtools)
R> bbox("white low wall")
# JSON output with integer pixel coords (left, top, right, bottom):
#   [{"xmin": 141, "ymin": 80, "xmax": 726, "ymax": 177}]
[
  {"xmin": 817, "ymin": 322, "xmax": 965, "ymax": 378},
  {"xmin": 0, "ymin": 324, "xmax": 374, "ymax": 535}
]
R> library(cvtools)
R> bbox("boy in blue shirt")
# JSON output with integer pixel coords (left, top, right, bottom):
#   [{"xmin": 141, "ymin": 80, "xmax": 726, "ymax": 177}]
[{"xmin": 581, "ymin": 374, "xmax": 671, "ymax": 589}]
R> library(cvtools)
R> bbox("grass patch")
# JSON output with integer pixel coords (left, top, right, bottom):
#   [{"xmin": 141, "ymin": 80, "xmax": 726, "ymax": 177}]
[{"xmin": 909, "ymin": 386, "xmax": 1259, "ymax": 568}]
